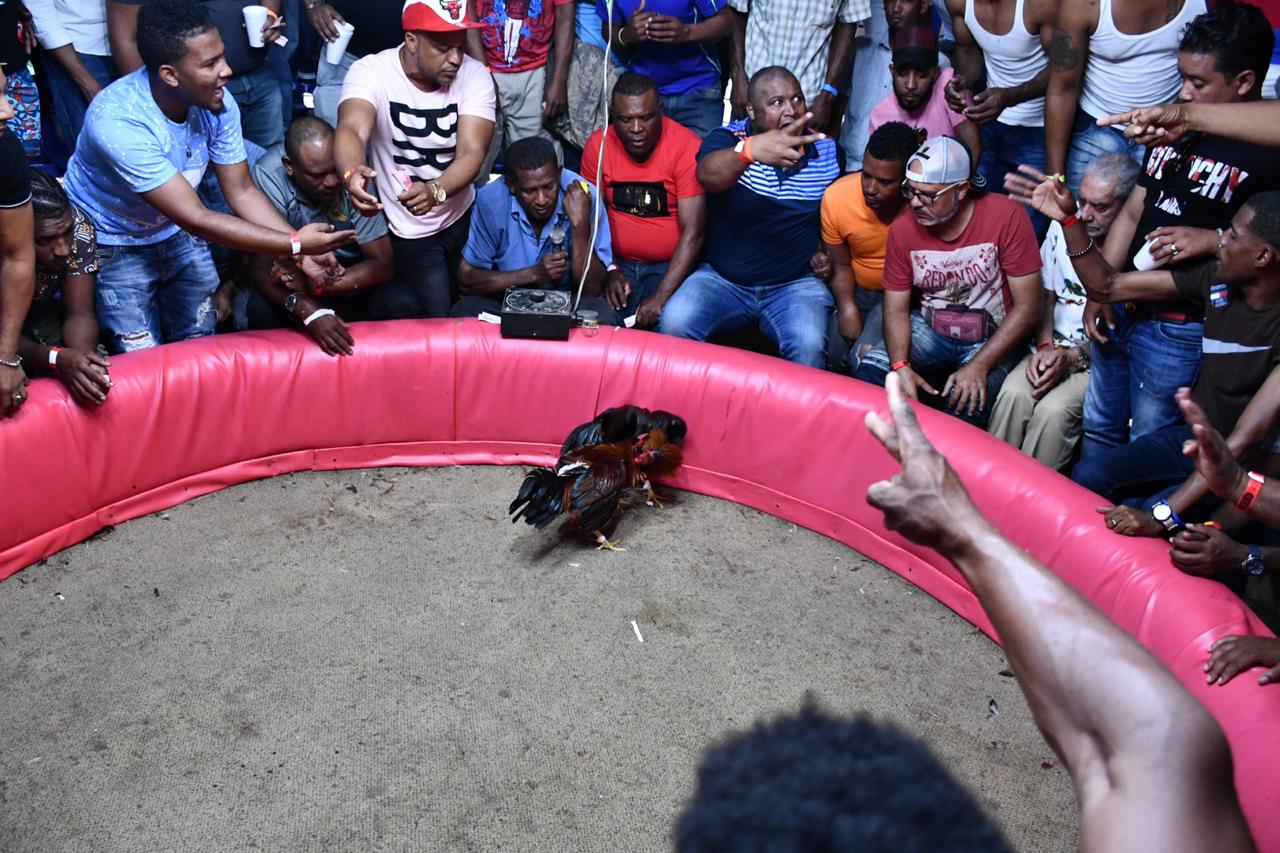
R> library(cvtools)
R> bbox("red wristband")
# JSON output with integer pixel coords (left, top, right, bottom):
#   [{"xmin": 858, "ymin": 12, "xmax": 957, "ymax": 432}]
[
  {"xmin": 1062, "ymin": 213, "xmax": 1080, "ymax": 229},
  {"xmin": 48, "ymin": 346, "xmax": 62, "ymax": 370},
  {"xmin": 1236, "ymin": 471, "xmax": 1265, "ymax": 512},
  {"xmin": 890, "ymin": 360, "xmax": 911, "ymax": 371},
  {"xmin": 289, "ymin": 230, "xmax": 302, "ymax": 257},
  {"xmin": 1036, "ymin": 341, "xmax": 1053, "ymax": 352}
]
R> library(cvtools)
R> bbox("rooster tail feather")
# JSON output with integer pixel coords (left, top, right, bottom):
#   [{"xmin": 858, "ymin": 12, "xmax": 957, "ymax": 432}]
[{"xmin": 509, "ymin": 467, "xmax": 565, "ymax": 528}]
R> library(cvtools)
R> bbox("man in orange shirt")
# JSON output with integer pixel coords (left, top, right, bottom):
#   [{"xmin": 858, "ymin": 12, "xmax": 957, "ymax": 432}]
[
  {"xmin": 821, "ymin": 120, "xmax": 919, "ymax": 372},
  {"xmin": 582, "ymin": 72, "xmax": 706, "ymax": 326}
]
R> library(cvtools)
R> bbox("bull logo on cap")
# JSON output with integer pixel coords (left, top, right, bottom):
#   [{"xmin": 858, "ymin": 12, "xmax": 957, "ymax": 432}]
[{"xmin": 440, "ymin": 0, "xmax": 463, "ymax": 19}]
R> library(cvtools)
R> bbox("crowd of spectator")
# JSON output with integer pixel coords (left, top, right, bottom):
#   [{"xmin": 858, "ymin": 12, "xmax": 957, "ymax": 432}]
[{"xmin": 3, "ymin": 0, "xmax": 1280, "ymax": 680}]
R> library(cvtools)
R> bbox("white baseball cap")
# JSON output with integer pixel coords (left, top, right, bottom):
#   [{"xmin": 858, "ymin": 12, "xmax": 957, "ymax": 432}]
[{"xmin": 904, "ymin": 136, "xmax": 972, "ymax": 185}]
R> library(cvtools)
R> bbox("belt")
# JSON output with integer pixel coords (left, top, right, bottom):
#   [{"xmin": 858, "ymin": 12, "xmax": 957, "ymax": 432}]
[{"xmin": 1133, "ymin": 303, "xmax": 1196, "ymax": 324}]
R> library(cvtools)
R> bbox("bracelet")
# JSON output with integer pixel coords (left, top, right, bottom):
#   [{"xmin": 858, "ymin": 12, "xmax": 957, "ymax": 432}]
[
  {"xmin": 741, "ymin": 137, "xmax": 755, "ymax": 165},
  {"xmin": 1066, "ymin": 236, "xmax": 1096, "ymax": 259},
  {"xmin": 606, "ymin": 263, "xmax": 618, "ymax": 273},
  {"xmin": 302, "ymin": 307, "xmax": 336, "ymax": 327},
  {"xmin": 1061, "ymin": 213, "xmax": 1080, "ymax": 230},
  {"xmin": 617, "ymin": 26, "xmax": 630, "ymax": 46},
  {"xmin": 821, "ymin": 82, "xmax": 840, "ymax": 98},
  {"xmin": 290, "ymin": 230, "xmax": 302, "ymax": 257},
  {"xmin": 48, "ymin": 346, "xmax": 62, "ymax": 369},
  {"xmin": 890, "ymin": 360, "xmax": 911, "ymax": 372},
  {"xmin": 1236, "ymin": 471, "xmax": 1266, "ymax": 512},
  {"xmin": 0, "ymin": 354, "xmax": 21, "ymax": 368},
  {"xmin": 1036, "ymin": 341, "xmax": 1053, "ymax": 352}
]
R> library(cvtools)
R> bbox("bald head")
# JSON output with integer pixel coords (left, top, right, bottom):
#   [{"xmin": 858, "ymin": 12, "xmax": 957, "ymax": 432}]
[{"xmin": 284, "ymin": 115, "xmax": 334, "ymax": 163}]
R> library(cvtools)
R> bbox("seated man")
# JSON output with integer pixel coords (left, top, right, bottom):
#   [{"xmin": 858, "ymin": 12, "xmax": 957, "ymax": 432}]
[
  {"xmin": 454, "ymin": 137, "xmax": 620, "ymax": 324},
  {"xmin": 17, "ymin": 171, "xmax": 111, "ymax": 407},
  {"xmin": 822, "ymin": 120, "xmax": 920, "ymax": 373},
  {"xmin": 854, "ymin": 136, "xmax": 1042, "ymax": 428},
  {"xmin": 868, "ymin": 25, "xmax": 979, "ymax": 168},
  {"xmin": 987, "ymin": 153, "xmax": 1140, "ymax": 470},
  {"xmin": 64, "ymin": 0, "xmax": 353, "ymax": 353},
  {"xmin": 657, "ymin": 66, "xmax": 840, "ymax": 369},
  {"xmin": 581, "ymin": 72, "xmax": 705, "ymax": 327},
  {"xmin": 246, "ymin": 116, "xmax": 415, "ymax": 355}
]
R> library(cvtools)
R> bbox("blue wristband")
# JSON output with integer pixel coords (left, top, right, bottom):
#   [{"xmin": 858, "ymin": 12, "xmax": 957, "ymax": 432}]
[{"xmin": 821, "ymin": 82, "xmax": 840, "ymax": 98}]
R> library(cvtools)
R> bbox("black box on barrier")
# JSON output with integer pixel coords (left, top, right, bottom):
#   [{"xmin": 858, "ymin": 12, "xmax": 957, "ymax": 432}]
[{"xmin": 500, "ymin": 288, "xmax": 574, "ymax": 341}]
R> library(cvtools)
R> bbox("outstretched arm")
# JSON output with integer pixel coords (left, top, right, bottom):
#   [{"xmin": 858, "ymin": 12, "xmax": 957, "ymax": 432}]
[{"xmin": 865, "ymin": 372, "xmax": 1254, "ymax": 852}]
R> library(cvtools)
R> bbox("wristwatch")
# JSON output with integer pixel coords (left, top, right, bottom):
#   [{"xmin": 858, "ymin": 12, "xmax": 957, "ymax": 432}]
[
  {"xmin": 1151, "ymin": 500, "xmax": 1184, "ymax": 535},
  {"xmin": 428, "ymin": 180, "xmax": 447, "ymax": 204},
  {"xmin": 1242, "ymin": 544, "xmax": 1267, "ymax": 577}
]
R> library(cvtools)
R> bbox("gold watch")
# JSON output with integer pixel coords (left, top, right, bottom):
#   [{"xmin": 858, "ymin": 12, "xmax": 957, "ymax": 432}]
[{"xmin": 428, "ymin": 180, "xmax": 447, "ymax": 204}]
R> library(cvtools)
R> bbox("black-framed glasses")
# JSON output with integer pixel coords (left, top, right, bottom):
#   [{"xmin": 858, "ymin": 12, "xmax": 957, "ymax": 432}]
[{"xmin": 901, "ymin": 180, "xmax": 966, "ymax": 203}]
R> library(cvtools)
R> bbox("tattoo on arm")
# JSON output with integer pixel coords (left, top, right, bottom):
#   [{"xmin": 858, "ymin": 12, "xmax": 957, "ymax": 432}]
[{"xmin": 1050, "ymin": 27, "xmax": 1081, "ymax": 71}]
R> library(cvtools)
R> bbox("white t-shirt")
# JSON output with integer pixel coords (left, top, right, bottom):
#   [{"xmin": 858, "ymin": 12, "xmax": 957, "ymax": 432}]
[
  {"xmin": 1040, "ymin": 221, "xmax": 1088, "ymax": 346},
  {"xmin": 340, "ymin": 49, "xmax": 496, "ymax": 239}
]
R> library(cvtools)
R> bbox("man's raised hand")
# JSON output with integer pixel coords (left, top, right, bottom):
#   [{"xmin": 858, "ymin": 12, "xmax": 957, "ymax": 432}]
[
  {"xmin": 748, "ymin": 112, "xmax": 825, "ymax": 170},
  {"xmin": 1178, "ymin": 388, "xmax": 1247, "ymax": 503},
  {"xmin": 344, "ymin": 165, "xmax": 383, "ymax": 215},
  {"xmin": 1098, "ymin": 105, "xmax": 1188, "ymax": 146},
  {"xmin": 1004, "ymin": 164, "xmax": 1076, "ymax": 221},
  {"xmin": 298, "ymin": 222, "xmax": 358, "ymax": 255}
]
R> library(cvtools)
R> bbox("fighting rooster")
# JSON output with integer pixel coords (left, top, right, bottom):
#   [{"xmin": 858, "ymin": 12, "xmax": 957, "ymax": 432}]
[
  {"xmin": 558, "ymin": 405, "xmax": 687, "ymax": 507},
  {"xmin": 509, "ymin": 421, "xmax": 684, "ymax": 551}
]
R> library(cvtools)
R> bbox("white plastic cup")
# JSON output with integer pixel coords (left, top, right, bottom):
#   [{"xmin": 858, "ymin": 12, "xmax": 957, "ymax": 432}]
[
  {"xmin": 326, "ymin": 21, "xmax": 355, "ymax": 64},
  {"xmin": 1132, "ymin": 238, "xmax": 1167, "ymax": 272},
  {"xmin": 243, "ymin": 5, "xmax": 270, "ymax": 48}
]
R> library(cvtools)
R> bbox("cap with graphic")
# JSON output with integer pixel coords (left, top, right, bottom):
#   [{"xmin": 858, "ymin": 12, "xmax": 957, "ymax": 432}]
[
  {"xmin": 402, "ymin": 0, "xmax": 483, "ymax": 32},
  {"xmin": 892, "ymin": 25, "xmax": 939, "ymax": 70},
  {"xmin": 904, "ymin": 136, "xmax": 971, "ymax": 185}
]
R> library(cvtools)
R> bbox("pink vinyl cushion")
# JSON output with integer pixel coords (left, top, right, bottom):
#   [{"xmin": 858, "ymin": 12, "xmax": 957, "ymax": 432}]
[{"xmin": 2, "ymin": 319, "xmax": 1277, "ymax": 844}]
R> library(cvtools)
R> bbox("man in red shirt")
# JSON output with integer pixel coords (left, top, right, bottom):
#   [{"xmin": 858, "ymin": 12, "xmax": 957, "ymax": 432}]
[
  {"xmin": 854, "ymin": 135, "xmax": 1042, "ymax": 427},
  {"xmin": 582, "ymin": 72, "xmax": 706, "ymax": 326}
]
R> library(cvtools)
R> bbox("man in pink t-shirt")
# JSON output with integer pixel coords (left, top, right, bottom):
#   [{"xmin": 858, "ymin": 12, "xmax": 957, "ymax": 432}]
[
  {"xmin": 854, "ymin": 136, "xmax": 1042, "ymax": 428},
  {"xmin": 868, "ymin": 26, "xmax": 981, "ymax": 171},
  {"xmin": 335, "ymin": 0, "xmax": 496, "ymax": 318}
]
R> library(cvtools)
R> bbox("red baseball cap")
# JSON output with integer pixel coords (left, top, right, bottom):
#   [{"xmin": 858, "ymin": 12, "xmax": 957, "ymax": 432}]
[{"xmin": 402, "ymin": 0, "xmax": 483, "ymax": 32}]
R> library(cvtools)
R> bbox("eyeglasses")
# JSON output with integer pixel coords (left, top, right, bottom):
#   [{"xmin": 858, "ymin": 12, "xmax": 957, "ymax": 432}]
[{"xmin": 901, "ymin": 180, "xmax": 966, "ymax": 203}]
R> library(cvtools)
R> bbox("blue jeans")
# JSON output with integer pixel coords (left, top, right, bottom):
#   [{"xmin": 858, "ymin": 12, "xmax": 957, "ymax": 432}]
[
  {"xmin": 313, "ymin": 50, "xmax": 356, "ymax": 128},
  {"xmin": 43, "ymin": 52, "xmax": 115, "ymax": 153},
  {"xmin": 657, "ymin": 263, "xmax": 834, "ymax": 369},
  {"xmin": 854, "ymin": 310, "xmax": 1023, "ymax": 428},
  {"xmin": 226, "ymin": 65, "xmax": 284, "ymax": 148},
  {"xmin": 1066, "ymin": 109, "xmax": 1144, "ymax": 195},
  {"xmin": 827, "ymin": 286, "xmax": 883, "ymax": 373},
  {"xmin": 1072, "ymin": 423, "xmax": 1195, "ymax": 503},
  {"xmin": 1080, "ymin": 304, "xmax": 1203, "ymax": 459},
  {"xmin": 94, "ymin": 232, "xmax": 220, "ymax": 352},
  {"xmin": 660, "ymin": 85, "xmax": 724, "ymax": 137},
  {"xmin": 979, "ymin": 120, "xmax": 1047, "ymax": 235},
  {"xmin": 614, "ymin": 258, "xmax": 669, "ymax": 317}
]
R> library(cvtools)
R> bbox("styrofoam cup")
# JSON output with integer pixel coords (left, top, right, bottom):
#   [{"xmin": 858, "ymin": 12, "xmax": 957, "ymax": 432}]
[
  {"xmin": 326, "ymin": 22, "xmax": 355, "ymax": 64},
  {"xmin": 243, "ymin": 5, "xmax": 270, "ymax": 48},
  {"xmin": 1132, "ymin": 238, "xmax": 1167, "ymax": 272}
]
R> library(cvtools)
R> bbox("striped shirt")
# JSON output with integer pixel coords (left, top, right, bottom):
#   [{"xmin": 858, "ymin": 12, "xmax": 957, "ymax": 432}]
[
  {"xmin": 699, "ymin": 118, "xmax": 840, "ymax": 285},
  {"xmin": 729, "ymin": 0, "xmax": 872, "ymax": 105}
]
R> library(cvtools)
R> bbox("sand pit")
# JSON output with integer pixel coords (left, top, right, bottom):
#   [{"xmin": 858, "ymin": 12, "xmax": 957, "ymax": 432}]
[{"xmin": 0, "ymin": 465, "xmax": 1076, "ymax": 851}]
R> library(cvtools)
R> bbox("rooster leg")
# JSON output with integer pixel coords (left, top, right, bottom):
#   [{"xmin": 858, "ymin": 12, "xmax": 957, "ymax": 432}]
[
  {"xmin": 642, "ymin": 479, "xmax": 665, "ymax": 508},
  {"xmin": 594, "ymin": 531, "xmax": 626, "ymax": 552}
]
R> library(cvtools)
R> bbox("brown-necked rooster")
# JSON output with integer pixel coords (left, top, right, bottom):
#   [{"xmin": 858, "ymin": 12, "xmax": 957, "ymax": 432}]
[{"xmin": 509, "ymin": 428, "xmax": 683, "ymax": 551}]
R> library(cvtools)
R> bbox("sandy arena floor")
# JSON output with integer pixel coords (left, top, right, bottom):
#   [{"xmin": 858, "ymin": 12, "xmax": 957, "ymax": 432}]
[{"xmin": 0, "ymin": 466, "xmax": 1077, "ymax": 851}]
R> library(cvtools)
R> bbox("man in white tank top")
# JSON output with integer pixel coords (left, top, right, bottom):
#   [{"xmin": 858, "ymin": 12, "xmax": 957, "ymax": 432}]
[
  {"xmin": 1044, "ymin": 0, "xmax": 1217, "ymax": 194},
  {"xmin": 942, "ymin": 0, "xmax": 1053, "ymax": 229}
]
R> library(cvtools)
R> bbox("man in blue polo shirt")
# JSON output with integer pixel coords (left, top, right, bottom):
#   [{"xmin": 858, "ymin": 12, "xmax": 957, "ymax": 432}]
[
  {"xmin": 454, "ymin": 136, "xmax": 621, "ymax": 324},
  {"xmin": 656, "ymin": 66, "xmax": 839, "ymax": 368}
]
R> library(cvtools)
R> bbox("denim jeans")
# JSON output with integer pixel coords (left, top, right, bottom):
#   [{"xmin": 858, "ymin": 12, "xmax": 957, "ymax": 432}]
[
  {"xmin": 660, "ymin": 85, "xmax": 725, "ymax": 138},
  {"xmin": 313, "ymin": 50, "xmax": 356, "ymax": 128},
  {"xmin": 95, "ymin": 232, "xmax": 220, "ymax": 352},
  {"xmin": 43, "ymin": 52, "xmax": 115, "ymax": 154},
  {"xmin": 226, "ymin": 65, "xmax": 284, "ymax": 148},
  {"xmin": 1072, "ymin": 423, "xmax": 1195, "ymax": 503},
  {"xmin": 1066, "ymin": 109, "xmax": 1144, "ymax": 195},
  {"xmin": 657, "ymin": 263, "xmax": 835, "ymax": 369},
  {"xmin": 979, "ymin": 120, "xmax": 1047, "ymax": 235},
  {"xmin": 855, "ymin": 310, "xmax": 1024, "ymax": 428},
  {"xmin": 1080, "ymin": 304, "xmax": 1203, "ymax": 459},
  {"xmin": 614, "ymin": 258, "xmax": 670, "ymax": 317},
  {"xmin": 827, "ymin": 286, "xmax": 883, "ymax": 373}
]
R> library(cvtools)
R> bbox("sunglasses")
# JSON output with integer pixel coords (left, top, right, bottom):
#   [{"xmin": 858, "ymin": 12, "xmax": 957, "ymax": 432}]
[{"xmin": 901, "ymin": 180, "xmax": 966, "ymax": 203}]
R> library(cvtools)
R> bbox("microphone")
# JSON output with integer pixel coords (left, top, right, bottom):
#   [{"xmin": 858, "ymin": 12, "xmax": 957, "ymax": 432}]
[{"xmin": 549, "ymin": 226, "xmax": 566, "ymax": 254}]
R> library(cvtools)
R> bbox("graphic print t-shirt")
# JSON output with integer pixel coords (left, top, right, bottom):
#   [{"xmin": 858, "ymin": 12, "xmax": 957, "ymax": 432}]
[
  {"xmin": 883, "ymin": 192, "xmax": 1041, "ymax": 340},
  {"xmin": 475, "ymin": 0, "xmax": 573, "ymax": 73},
  {"xmin": 340, "ymin": 49, "xmax": 496, "ymax": 239},
  {"xmin": 31, "ymin": 207, "xmax": 98, "ymax": 309}
]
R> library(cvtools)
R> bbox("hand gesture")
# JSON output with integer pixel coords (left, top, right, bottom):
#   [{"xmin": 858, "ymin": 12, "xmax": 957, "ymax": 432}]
[
  {"xmin": 1096, "ymin": 504, "xmax": 1163, "ymax": 537},
  {"xmin": 307, "ymin": 2, "xmax": 346, "ymax": 41},
  {"xmin": 397, "ymin": 180, "xmax": 437, "ymax": 218},
  {"xmin": 55, "ymin": 348, "xmax": 112, "ymax": 406},
  {"xmin": 963, "ymin": 87, "xmax": 1008, "ymax": 124},
  {"xmin": 1083, "ymin": 299, "xmax": 1115, "ymax": 346},
  {"xmin": 1143, "ymin": 225, "xmax": 1220, "ymax": 265},
  {"xmin": 809, "ymin": 249, "xmax": 833, "ymax": 282},
  {"xmin": 298, "ymin": 221, "xmax": 358, "ymax": 255},
  {"xmin": 1004, "ymin": 164, "xmax": 1077, "ymax": 221},
  {"xmin": 1025, "ymin": 346, "xmax": 1070, "ymax": 399},
  {"xmin": 865, "ymin": 371, "xmax": 984, "ymax": 554},
  {"xmin": 645, "ymin": 13, "xmax": 690, "ymax": 43},
  {"xmin": 1205, "ymin": 635, "xmax": 1280, "ymax": 686},
  {"xmin": 634, "ymin": 294, "xmax": 666, "ymax": 328},
  {"xmin": 302, "ymin": 253, "xmax": 344, "ymax": 294},
  {"xmin": 629, "ymin": 0, "xmax": 658, "ymax": 40},
  {"xmin": 1177, "ymin": 388, "xmax": 1247, "ymax": 504},
  {"xmin": 1, "ymin": 363, "xmax": 28, "ymax": 416},
  {"xmin": 749, "ymin": 112, "xmax": 825, "ymax": 169},
  {"xmin": 261, "ymin": 14, "xmax": 287, "ymax": 45},
  {"xmin": 941, "ymin": 360, "xmax": 989, "ymax": 416},
  {"xmin": 894, "ymin": 363, "xmax": 939, "ymax": 402},
  {"xmin": 562, "ymin": 180, "xmax": 592, "ymax": 230},
  {"xmin": 1098, "ymin": 104, "xmax": 1188, "ymax": 146},
  {"xmin": 536, "ymin": 251, "xmax": 569, "ymax": 284},
  {"xmin": 1170, "ymin": 524, "xmax": 1248, "ymax": 578},
  {"xmin": 943, "ymin": 73, "xmax": 970, "ymax": 113},
  {"xmin": 606, "ymin": 267, "xmax": 632, "ymax": 311},
  {"xmin": 345, "ymin": 165, "xmax": 382, "ymax": 214}
]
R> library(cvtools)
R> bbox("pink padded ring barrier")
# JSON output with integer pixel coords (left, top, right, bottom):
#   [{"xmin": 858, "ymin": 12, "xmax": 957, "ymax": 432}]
[{"xmin": 2, "ymin": 319, "xmax": 1277, "ymax": 843}]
